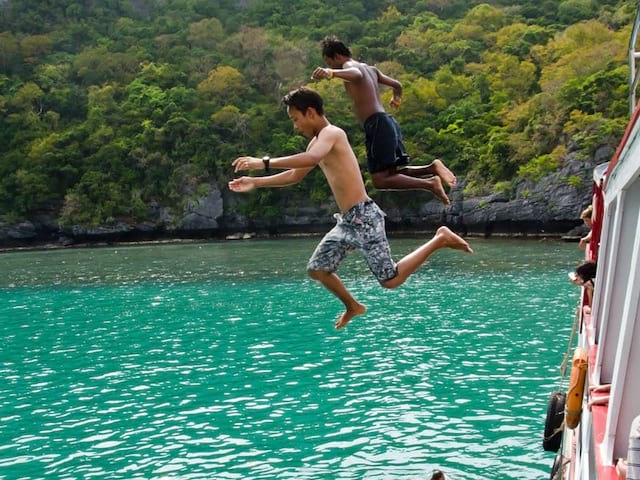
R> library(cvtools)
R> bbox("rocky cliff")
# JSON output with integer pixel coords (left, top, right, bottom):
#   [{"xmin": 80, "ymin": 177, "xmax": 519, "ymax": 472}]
[{"xmin": 1, "ymin": 149, "xmax": 608, "ymax": 249}]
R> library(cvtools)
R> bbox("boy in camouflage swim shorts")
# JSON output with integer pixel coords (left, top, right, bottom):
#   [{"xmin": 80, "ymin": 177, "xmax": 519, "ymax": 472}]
[
  {"xmin": 307, "ymin": 199, "xmax": 398, "ymax": 283},
  {"xmin": 230, "ymin": 88, "xmax": 473, "ymax": 330}
]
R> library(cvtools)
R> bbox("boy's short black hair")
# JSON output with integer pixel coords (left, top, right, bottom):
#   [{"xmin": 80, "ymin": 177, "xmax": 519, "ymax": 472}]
[
  {"xmin": 321, "ymin": 36, "xmax": 352, "ymax": 59},
  {"xmin": 282, "ymin": 87, "xmax": 324, "ymax": 115},
  {"xmin": 576, "ymin": 260, "xmax": 597, "ymax": 283}
]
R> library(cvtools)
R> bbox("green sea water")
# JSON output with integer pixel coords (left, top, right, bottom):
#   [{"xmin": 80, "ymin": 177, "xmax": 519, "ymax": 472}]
[{"xmin": 0, "ymin": 237, "xmax": 582, "ymax": 479}]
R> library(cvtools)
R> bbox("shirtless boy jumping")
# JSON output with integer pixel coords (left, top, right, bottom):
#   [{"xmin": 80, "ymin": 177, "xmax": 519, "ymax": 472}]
[
  {"xmin": 312, "ymin": 36, "xmax": 456, "ymax": 205},
  {"xmin": 229, "ymin": 87, "xmax": 472, "ymax": 329}
]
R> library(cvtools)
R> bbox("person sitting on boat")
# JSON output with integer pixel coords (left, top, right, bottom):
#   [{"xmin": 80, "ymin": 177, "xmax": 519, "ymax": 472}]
[
  {"xmin": 578, "ymin": 205, "xmax": 593, "ymax": 250},
  {"xmin": 615, "ymin": 458, "xmax": 628, "ymax": 480},
  {"xmin": 569, "ymin": 260, "xmax": 597, "ymax": 307},
  {"xmin": 624, "ymin": 414, "xmax": 640, "ymax": 480},
  {"xmin": 610, "ymin": 415, "xmax": 640, "ymax": 479}
]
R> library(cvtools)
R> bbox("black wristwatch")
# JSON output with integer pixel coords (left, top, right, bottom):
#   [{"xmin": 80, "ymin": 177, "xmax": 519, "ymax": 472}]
[{"xmin": 262, "ymin": 155, "xmax": 270, "ymax": 172}]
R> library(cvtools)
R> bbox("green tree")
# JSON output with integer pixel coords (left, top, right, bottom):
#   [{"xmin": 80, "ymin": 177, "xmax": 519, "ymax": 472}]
[
  {"xmin": 73, "ymin": 46, "xmax": 140, "ymax": 85},
  {"xmin": 558, "ymin": 0, "xmax": 598, "ymax": 24},
  {"xmin": 20, "ymin": 34, "xmax": 53, "ymax": 65},
  {"xmin": 0, "ymin": 32, "xmax": 21, "ymax": 73},
  {"xmin": 197, "ymin": 66, "xmax": 248, "ymax": 105},
  {"xmin": 0, "ymin": 0, "xmax": 633, "ymax": 225},
  {"xmin": 187, "ymin": 17, "xmax": 225, "ymax": 49}
]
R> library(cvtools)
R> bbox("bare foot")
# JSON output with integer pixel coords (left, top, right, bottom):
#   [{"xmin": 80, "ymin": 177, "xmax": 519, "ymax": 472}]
[
  {"xmin": 432, "ymin": 159, "xmax": 457, "ymax": 188},
  {"xmin": 335, "ymin": 302, "xmax": 366, "ymax": 330},
  {"xmin": 588, "ymin": 395, "xmax": 610, "ymax": 411},
  {"xmin": 436, "ymin": 226, "xmax": 473, "ymax": 253},
  {"xmin": 616, "ymin": 458, "xmax": 627, "ymax": 480},
  {"xmin": 426, "ymin": 176, "xmax": 450, "ymax": 205}
]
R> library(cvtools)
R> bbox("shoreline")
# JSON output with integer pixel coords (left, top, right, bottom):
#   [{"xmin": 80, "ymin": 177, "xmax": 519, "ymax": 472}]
[{"xmin": 0, "ymin": 230, "xmax": 580, "ymax": 254}]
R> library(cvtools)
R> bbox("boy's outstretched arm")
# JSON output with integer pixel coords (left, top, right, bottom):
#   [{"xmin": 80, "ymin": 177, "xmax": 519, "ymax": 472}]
[
  {"xmin": 312, "ymin": 61, "xmax": 363, "ymax": 83},
  {"xmin": 228, "ymin": 167, "xmax": 313, "ymax": 192},
  {"xmin": 232, "ymin": 127, "xmax": 338, "ymax": 172}
]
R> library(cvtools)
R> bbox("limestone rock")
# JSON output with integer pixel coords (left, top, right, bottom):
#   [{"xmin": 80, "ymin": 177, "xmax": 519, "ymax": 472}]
[
  {"xmin": 176, "ymin": 188, "xmax": 223, "ymax": 231},
  {"xmin": 0, "ymin": 221, "xmax": 37, "ymax": 240}
]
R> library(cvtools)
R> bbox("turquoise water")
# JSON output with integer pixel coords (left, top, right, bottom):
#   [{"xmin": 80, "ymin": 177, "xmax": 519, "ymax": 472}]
[{"xmin": 0, "ymin": 238, "xmax": 582, "ymax": 479}]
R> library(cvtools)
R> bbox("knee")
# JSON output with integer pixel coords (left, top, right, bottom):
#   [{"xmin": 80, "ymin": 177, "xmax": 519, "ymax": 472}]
[
  {"xmin": 307, "ymin": 269, "xmax": 326, "ymax": 281},
  {"xmin": 380, "ymin": 270, "xmax": 404, "ymax": 289},
  {"xmin": 371, "ymin": 176, "xmax": 386, "ymax": 189},
  {"xmin": 380, "ymin": 278, "xmax": 398, "ymax": 289},
  {"xmin": 371, "ymin": 171, "xmax": 391, "ymax": 189}
]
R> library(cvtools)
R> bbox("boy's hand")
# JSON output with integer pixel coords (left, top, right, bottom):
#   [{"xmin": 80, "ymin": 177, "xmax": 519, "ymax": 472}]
[
  {"xmin": 312, "ymin": 67, "xmax": 332, "ymax": 80},
  {"xmin": 233, "ymin": 156, "xmax": 262, "ymax": 172},
  {"xmin": 390, "ymin": 95, "xmax": 402, "ymax": 109},
  {"xmin": 228, "ymin": 177, "xmax": 256, "ymax": 193}
]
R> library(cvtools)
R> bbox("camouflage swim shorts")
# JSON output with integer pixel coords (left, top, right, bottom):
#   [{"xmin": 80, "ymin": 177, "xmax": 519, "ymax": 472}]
[{"xmin": 307, "ymin": 199, "xmax": 398, "ymax": 282}]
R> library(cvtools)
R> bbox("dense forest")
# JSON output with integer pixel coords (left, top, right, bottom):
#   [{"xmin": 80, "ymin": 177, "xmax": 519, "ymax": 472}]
[{"xmin": 0, "ymin": 0, "xmax": 635, "ymax": 226}]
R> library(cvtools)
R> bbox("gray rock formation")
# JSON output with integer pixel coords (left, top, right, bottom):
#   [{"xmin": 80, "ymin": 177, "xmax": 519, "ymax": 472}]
[
  {"xmin": 0, "ymin": 149, "xmax": 611, "ymax": 247},
  {"xmin": 0, "ymin": 221, "xmax": 37, "ymax": 240},
  {"xmin": 174, "ymin": 188, "xmax": 223, "ymax": 231}
]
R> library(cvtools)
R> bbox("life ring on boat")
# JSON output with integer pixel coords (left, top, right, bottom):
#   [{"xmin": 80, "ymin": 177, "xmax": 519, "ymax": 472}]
[
  {"xmin": 565, "ymin": 347, "xmax": 588, "ymax": 429},
  {"xmin": 543, "ymin": 391, "xmax": 566, "ymax": 452}
]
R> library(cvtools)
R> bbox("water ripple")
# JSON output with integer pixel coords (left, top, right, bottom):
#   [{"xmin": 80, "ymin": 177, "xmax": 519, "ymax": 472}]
[{"xmin": 0, "ymin": 239, "xmax": 582, "ymax": 479}]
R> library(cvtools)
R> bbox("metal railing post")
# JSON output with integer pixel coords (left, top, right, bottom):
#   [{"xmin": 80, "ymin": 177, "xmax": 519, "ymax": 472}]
[{"xmin": 629, "ymin": 6, "xmax": 640, "ymax": 115}]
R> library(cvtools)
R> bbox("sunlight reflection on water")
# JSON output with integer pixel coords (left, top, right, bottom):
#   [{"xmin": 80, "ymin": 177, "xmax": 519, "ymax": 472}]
[{"xmin": 0, "ymin": 238, "xmax": 582, "ymax": 479}]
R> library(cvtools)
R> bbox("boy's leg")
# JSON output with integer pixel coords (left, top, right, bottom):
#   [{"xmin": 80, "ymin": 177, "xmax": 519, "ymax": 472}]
[
  {"xmin": 307, "ymin": 270, "xmax": 366, "ymax": 329},
  {"xmin": 369, "ymin": 117, "xmax": 455, "ymax": 194},
  {"xmin": 396, "ymin": 159, "xmax": 457, "ymax": 187},
  {"xmin": 366, "ymin": 116, "xmax": 450, "ymax": 204},
  {"xmin": 381, "ymin": 227, "xmax": 472, "ymax": 289},
  {"xmin": 307, "ymin": 222, "xmax": 366, "ymax": 329},
  {"xmin": 391, "ymin": 118, "xmax": 456, "ymax": 187},
  {"xmin": 371, "ymin": 170, "xmax": 450, "ymax": 205}
]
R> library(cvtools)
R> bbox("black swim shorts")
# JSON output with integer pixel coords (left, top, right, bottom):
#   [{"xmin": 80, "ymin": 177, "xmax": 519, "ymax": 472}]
[{"xmin": 363, "ymin": 112, "xmax": 411, "ymax": 173}]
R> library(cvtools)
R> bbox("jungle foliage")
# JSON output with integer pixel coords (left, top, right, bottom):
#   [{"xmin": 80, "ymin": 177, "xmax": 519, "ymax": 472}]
[{"xmin": 0, "ymin": 0, "xmax": 635, "ymax": 224}]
